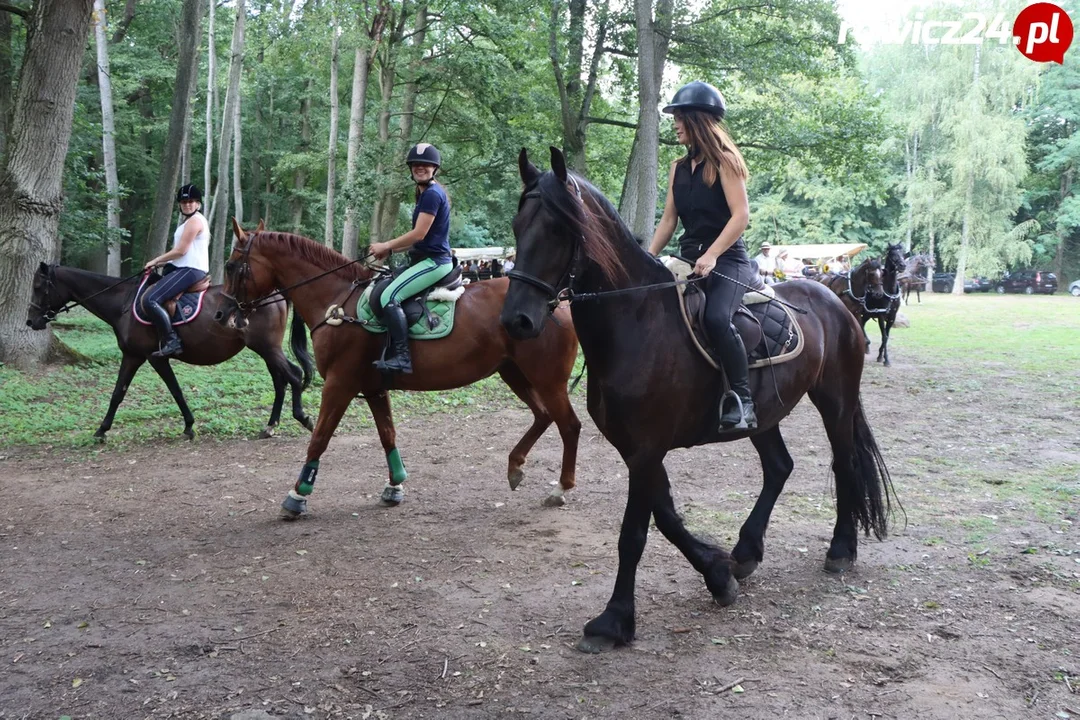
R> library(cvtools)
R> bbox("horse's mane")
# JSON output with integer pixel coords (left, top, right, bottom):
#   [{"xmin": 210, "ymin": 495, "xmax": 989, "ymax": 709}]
[
  {"xmin": 529, "ymin": 171, "xmax": 631, "ymax": 285},
  {"xmin": 252, "ymin": 231, "xmax": 372, "ymax": 281}
]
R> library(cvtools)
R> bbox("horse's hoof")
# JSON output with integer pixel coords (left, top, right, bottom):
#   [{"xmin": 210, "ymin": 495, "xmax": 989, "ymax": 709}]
[
  {"xmin": 712, "ymin": 576, "xmax": 739, "ymax": 607},
  {"xmin": 281, "ymin": 495, "xmax": 307, "ymax": 518},
  {"xmin": 258, "ymin": 427, "xmax": 275, "ymax": 439},
  {"xmin": 302, "ymin": 416, "xmax": 315, "ymax": 431},
  {"xmin": 380, "ymin": 484, "xmax": 404, "ymax": 507},
  {"xmin": 183, "ymin": 428, "xmax": 195, "ymax": 440},
  {"xmin": 508, "ymin": 468, "xmax": 524, "ymax": 490},
  {"xmin": 576, "ymin": 635, "xmax": 619, "ymax": 654},
  {"xmin": 93, "ymin": 433, "xmax": 106, "ymax": 444},
  {"xmin": 732, "ymin": 559, "xmax": 759, "ymax": 580},
  {"xmin": 824, "ymin": 556, "xmax": 854, "ymax": 574},
  {"xmin": 542, "ymin": 492, "xmax": 566, "ymax": 508}
]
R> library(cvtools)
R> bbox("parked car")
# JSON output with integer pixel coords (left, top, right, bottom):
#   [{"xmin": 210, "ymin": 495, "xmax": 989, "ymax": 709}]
[
  {"xmin": 1069, "ymin": 279, "xmax": 1080, "ymax": 297},
  {"xmin": 931, "ymin": 273, "xmax": 991, "ymax": 293},
  {"xmin": 996, "ymin": 270, "xmax": 1058, "ymax": 295}
]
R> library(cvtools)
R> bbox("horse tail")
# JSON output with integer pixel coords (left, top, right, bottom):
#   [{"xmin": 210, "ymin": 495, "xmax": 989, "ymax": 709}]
[
  {"xmin": 848, "ymin": 398, "xmax": 901, "ymax": 540},
  {"xmin": 289, "ymin": 303, "xmax": 314, "ymax": 390},
  {"xmin": 569, "ymin": 359, "xmax": 586, "ymax": 393}
]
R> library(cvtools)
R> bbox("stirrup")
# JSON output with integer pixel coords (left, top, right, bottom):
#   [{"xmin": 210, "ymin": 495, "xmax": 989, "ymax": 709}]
[
  {"xmin": 152, "ymin": 337, "xmax": 183, "ymax": 358},
  {"xmin": 719, "ymin": 390, "xmax": 755, "ymax": 431}
]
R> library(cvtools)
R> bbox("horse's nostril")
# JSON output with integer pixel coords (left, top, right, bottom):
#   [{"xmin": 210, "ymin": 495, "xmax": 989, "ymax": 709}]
[
  {"xmin": 214, "ymin": 310, "xmax": 224, "ymax": 321},
  {"xmin": 517, "ymin": 314, "xmax": 534, "ymax": 333}
]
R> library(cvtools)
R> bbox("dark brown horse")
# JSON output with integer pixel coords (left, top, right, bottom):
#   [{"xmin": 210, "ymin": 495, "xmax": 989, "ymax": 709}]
[
  {"xmin": 818, "ymin": 243, "xmax": 905, "ymax": 366},
  {"xmin": 26, "ymin": 262, "xmax": 314, "ymax": 441},
  {"xmin": 900, "ymin": 253, "xmax": 935, "ymax": 305},
  {"xmin": 218, "ymin": 221, "xmax": 581, "ymax": 514},
  {"xmin": 500, "ymin": 148, "xmax": 896, "ymax": 653}
]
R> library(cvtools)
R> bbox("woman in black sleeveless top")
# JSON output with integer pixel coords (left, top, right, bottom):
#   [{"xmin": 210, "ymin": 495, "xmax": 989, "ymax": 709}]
[{"xmin": 647, "ymin": 81, "xmax": 757, "ymax": 431}]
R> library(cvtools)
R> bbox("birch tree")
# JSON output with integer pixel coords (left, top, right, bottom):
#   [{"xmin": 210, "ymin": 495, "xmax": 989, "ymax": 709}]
[
  {"xmin": 210, "ymin": 0, "xmax": 246, "ymax": 282},
  {"xmin": 92, "ymin": 0, "xmax": 122, "ymax": 275},
  {"xmin": 204, "ymin": 0, "xmax": 216, "ymax": 200},
  {"xmin": 325, "ymin": 12, "xmax": 340, "ymax": 248}
]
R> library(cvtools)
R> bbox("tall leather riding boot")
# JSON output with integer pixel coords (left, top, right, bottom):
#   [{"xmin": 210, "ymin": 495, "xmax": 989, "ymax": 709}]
[
  {"xmin": 373, "ymin": 303, "xmax": 413, "ymax": 374},
  {"xmin": 147, "ymin": 302, "xmax": 183, "ymax": 358},
  {"xmin": 716, "ymin": 323, "xmax": 757, "ymax": 431}
]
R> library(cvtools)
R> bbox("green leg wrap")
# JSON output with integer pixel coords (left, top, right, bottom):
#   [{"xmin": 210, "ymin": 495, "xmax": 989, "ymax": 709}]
[
  {"xmin": 387, "ymin": 448, "xmax": 407, "ymax": 485},
  {"xmin": 296, "ymin": 460, "xmax": 319, "ymax": 496}
]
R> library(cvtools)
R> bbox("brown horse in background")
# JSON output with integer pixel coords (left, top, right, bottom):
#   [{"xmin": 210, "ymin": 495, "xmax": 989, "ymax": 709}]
[
  {"xmin": 500, "ymin": 147, "xmax": 896, "ymax": 653},
  {"xmin": 26, "ymin": 263, "xmax": 314, "ymax": 441},
  {"xmin": 218, "ymin": 221, "xmax": 581, "ymax": 515}
]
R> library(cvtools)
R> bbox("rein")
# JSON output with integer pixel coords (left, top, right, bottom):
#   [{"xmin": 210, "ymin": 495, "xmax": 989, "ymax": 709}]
[
  {"xmin": 228, "ymin": 235, "xmax": 376, "ymax": 312},
  {"xmin": 32, "ymin": 267, "xmax": 144, "ymax": 322}
]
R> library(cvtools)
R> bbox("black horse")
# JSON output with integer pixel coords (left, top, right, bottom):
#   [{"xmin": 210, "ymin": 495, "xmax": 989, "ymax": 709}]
[
  {"xmin": 500, "ymin": 148, "xmax": 896, "ymax": 653},
  {"xmin": 26, "ymin": 263, "xmax": 314, "ymax": 441},
  {"xmin": 819, "ymin": 244, "xmax": 905, "ymax": 366}
]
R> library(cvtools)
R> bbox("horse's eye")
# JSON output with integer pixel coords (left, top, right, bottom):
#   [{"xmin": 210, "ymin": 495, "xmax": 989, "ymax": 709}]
[{"xmin": 225, "ymin": 261, "xmax": 235, "ymax": 274}]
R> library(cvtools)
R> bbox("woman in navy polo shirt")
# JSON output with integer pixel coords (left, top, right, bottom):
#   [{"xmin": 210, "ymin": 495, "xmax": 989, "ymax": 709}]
[{"xmin": 369, "ymin": 142, "xmax": 454, "ymax": 374}]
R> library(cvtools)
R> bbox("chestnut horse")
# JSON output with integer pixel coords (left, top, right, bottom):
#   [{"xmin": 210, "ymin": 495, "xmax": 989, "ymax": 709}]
[
  {"xmin": 500, "ymin": 148, "xmax": 896, "ymax": 653},
  {"xmin": 219, "ymin": 221, "xmax": 581, "ymax": 515},
  {"xmin": 26, "ymin": 262, "xmax": 313, "ymax": 441}
]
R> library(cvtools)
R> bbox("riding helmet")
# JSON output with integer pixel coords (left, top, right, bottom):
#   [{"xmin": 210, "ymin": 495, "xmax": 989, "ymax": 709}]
[
  {"xmin": 662, "ymin": 81, "xmax": 726, "ymax": 119},
  {"xmin": 176, "ymin": 184, "xmax": 203, "ymax": 203},
  {"xmin": 405, "ymin": 143, "xmax": 442, "ymax": 168}
]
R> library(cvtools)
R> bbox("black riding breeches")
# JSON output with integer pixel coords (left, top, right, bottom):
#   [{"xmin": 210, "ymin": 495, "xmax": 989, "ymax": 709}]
[
  {"xmin": 145, "ymin": 266, "xmax": 206, "ymax": 309},
  {"xmin": 703, "ymin": 253, "xmax": 753, "ymax": 349}
]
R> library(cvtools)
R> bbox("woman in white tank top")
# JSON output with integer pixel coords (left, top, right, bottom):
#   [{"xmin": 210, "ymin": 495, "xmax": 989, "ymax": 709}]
[{"xmin": 141, "ymin": 184, "xmax": 211, "ymax": 357}]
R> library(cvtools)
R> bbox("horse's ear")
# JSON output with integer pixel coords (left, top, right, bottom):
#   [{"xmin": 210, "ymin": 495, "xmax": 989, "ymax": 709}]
[
  {"xmin": 549, "ymin": 146, "xmax": 568, "ymax": 184},
  {"xmin": 231, "ymin": 217, "xmax": 247, "ymax": 245},
  {"xmin": 518, "ymin": 148, "xmax": 540, "ymax": 186},
  {"xmin": 255, "ymin": 218, "xmax": 265, "ymax": 233}
]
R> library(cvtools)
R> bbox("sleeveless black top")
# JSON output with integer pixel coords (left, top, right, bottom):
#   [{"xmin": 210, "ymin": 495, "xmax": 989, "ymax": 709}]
[{"xmin": 672, "ymin": 158, "xmax": 747, "ymax": 262}]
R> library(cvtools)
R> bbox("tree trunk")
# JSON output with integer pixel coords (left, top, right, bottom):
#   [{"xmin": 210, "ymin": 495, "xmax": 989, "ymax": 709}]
[
  {"xmin": 341, "ymin": 2, "xmax": 388, "ymax": 258},
  {"xmin": 180, "ymin": 76, "xmax": 195, "ymax": 184},
  {"xmin": 904, "ymin": 133, "xmax": 917, "ymax": 253},
  {"xmin": 0, "ymin": 0, "xmax": 94, "ymax": 369},
  {"xmin": 926, "ymin": 164, "xmax": 936, "ymax": 294},
  {"xmin": 144, "ymin": 0, "xmax": 206, "ymax": 260},
  {"xmin": 952, "ymin": 46, "xmax": 979, "ymax": 296},
  {"xmin": 232, "ymin": 78, "xmax": 243, "ymax": 224},
  {"xmin": 210, "ymin": 0, "xmax": 245, "ymax": 282},
  {"xmin": 368, "ymin": 36, "xmax": 397, "ymax": 244},
  {"xmin": 618, "ymin": 0, "xmax": 671, "ymax": 240},
  {"xmin": 325, "ymin": 17, "xmax": 340, "ymax": 248},
  {"xmin": 203, "ymin": 0, "xmax": 216, "ymax": 202},
  {"xmin": 548, "ymin": 0, "xmax": 608, "ymax": 173},
  {"xmin": 1054, "ymin": 167, "xmax": 1073, "ymax": 277},
  {"xmin": 93, "ymin": 0, "xmax": 121, "ymax": 276},
  {"xmin": 378, "ymin": 3, "xmax": 427, "ymax": 241},
  {"xmin": 0, "ymin": 10, "xmax": 12, "ymax": 164},
  {"xmin": 292, "ymin": 78, "xmax": 312, "ymax": 233}
]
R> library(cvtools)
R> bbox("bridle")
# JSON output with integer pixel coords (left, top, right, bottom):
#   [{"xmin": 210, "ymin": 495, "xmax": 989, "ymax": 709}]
[
  {"xmin": 29, "ymin": 264, "xmax": 141, "ymax": 324},
  {"xmin": 505, "ymin": 179, "xmax": 588, "ymax": 311}
]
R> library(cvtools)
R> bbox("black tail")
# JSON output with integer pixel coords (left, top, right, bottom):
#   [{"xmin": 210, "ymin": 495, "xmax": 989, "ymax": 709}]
[
  {"xmin": 847, "ymin": 398, "xmax": 901, "ymax": 540},
  {"xmin": 289, "ymin": 304, "xmax": 313, "ymax": 390},
  {"xmin": 569, "ymin": 359, "xmax": 586, "ymax": 393}
]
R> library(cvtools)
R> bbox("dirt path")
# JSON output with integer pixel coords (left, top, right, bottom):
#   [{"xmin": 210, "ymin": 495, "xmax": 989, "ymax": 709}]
[{"xmin": 1, "ymin": 356, "xmax": 1078, "ymax": 719}]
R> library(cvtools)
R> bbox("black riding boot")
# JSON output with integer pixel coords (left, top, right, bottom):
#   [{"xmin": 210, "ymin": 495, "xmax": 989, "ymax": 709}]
[
  {"xmin": 373, "ymin": 303, "xmax": 413, "ymax": 374},
  {"xmin": 147, "ymin": 302, "xmax": 183, "ymax": 358},
  {"xmin": 716, "ymin": 323, "xmax": 757, "ymax": 431}
]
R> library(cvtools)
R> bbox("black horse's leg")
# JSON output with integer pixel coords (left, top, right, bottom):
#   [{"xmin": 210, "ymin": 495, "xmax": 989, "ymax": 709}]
[
  {"xmin": 876, "ymin": 316, "xmax": 893, "ymax": 366},
  {"xmin": 650, "ymin": 467, "xmax": 738, "ymax": 604},
  {"xmin": 94, "ymin": 353, "xmax": 147, "ymax": 441},
  {"xmin": 807, "ymin": 389, "xmax": 860, "ymax": 573},
  {"xmin": 577, "ymin": 454, "xmax": 661, "ymax": 653},
  {"xmin": 259, "ymin": 356, "xmax": 287, "ymax": 438},
  {"xmin": 730, "ymin": 426, "xmax": 795, "ymax": 579},
  {"xmin": 285, "ymin": 359, "xmax": 314, "ymax": 431},
  {"xmin": 148, "ymin": 357, "xmax": 196, "ymax": 439},
  {"xmin": 860, "ymin": 315, "xmax": 871, "ymax": 354}
]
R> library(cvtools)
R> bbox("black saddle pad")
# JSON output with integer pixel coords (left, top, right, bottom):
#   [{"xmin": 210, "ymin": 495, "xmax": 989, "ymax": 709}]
[
  {"xmin": 684, "ymin": 283, "xmax": 800, "ymax": 366},
  {"xmin": 133, "ymin": 274, "xmax": 207, "ymax": 326}
]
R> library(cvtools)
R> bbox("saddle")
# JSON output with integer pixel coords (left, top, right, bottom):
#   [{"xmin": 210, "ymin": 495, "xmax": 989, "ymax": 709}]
[
  {"xmin": 133, "ymin": 272, "xmax": 211, "ymax": 327},
  {"xmin": 351, "ymin": 262, "xmax": 465, "ymax": 340},
  {"xmin": 660, "ymin": 257, "xmax": 803, "ymax": 371}
]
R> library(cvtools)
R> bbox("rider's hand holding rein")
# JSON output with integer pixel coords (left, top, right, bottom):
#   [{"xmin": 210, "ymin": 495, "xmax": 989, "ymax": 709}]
[{"xmin": 144, "ymin": 196, "xmax": 207, "ymax": 270}]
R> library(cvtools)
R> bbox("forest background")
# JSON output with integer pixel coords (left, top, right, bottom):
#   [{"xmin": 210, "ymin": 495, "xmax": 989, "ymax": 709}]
[{"xmin": 0, "ymin": 0, "xmax": 1075, "ymax": 368}]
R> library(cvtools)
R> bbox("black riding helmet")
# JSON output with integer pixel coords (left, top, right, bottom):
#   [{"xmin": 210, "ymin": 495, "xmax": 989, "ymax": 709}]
[
  {"xmin": 176, "ymin": 184, "xmax": 203, "ymax": 203},
  {"xmin": 662, "ymin": 81, "xmax": 726, "ymax": 119},
  {"xmin": 405, "ymin": 143, "xmax": 442, "ymax": 168}
]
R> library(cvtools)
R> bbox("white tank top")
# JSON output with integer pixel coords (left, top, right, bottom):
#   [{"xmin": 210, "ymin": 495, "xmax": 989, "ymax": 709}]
[{"xmin": 171, "ymin": 212, "xmax": 210, "ymax": 272}]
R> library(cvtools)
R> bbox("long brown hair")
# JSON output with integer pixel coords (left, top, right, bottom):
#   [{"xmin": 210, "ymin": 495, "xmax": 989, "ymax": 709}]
[{"xmin": 677, "ymin": 110, "xmax": 748, "ymax": 187}]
